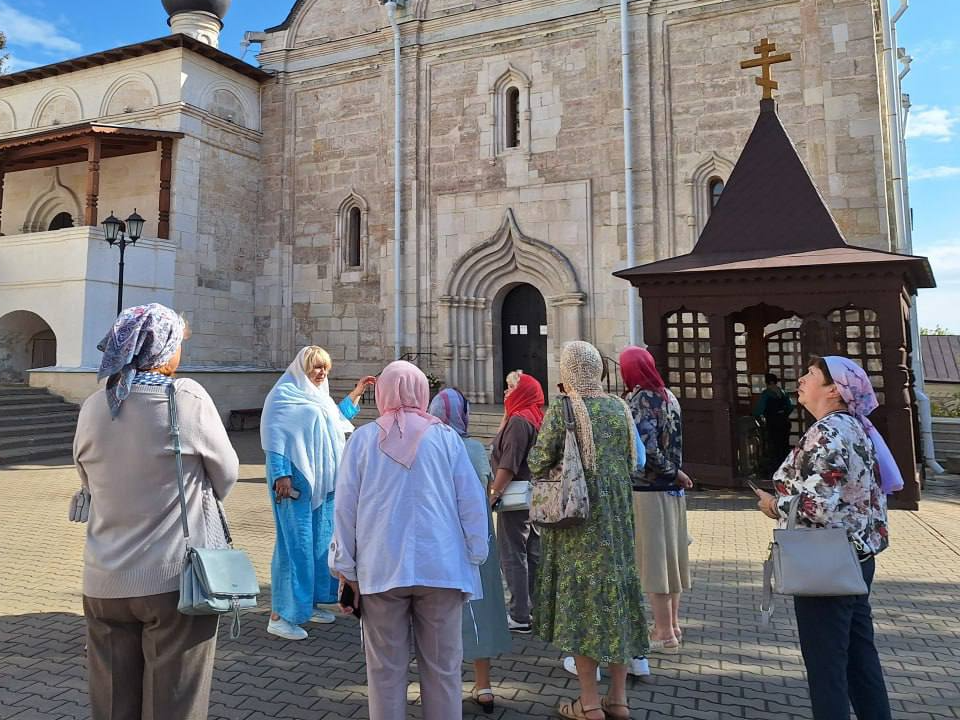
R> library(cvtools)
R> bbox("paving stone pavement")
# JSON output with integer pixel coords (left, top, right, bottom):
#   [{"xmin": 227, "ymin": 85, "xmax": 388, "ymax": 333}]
[{"xmin": 2, "ymin": 433, "xmax": 959, "ymax": 719}]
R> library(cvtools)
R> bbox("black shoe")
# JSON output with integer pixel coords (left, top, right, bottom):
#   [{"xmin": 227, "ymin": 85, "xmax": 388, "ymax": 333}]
[{"xmin": 507, "ymin": 616, "xmax": 532, "ymax": 634}]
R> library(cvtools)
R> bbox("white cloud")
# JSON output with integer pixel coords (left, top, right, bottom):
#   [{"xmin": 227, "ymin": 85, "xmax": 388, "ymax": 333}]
[
  {"xmin": 3, "ymin": 53, "xmax": 42, "ymax": 73},
  {"xmin": 911, "ymin": 166, "xmax": 960, "ymax": 181},
  {"xmin": 917, "ymin": 242, "xmax": 960, "ymax": 334},
  {"xmin": 0, "ymin": 1, "xmax": 81, "ymax": 55},
  {"xmin": 906, "ymin": 105, "xmax": 958, "ymax": 143}
]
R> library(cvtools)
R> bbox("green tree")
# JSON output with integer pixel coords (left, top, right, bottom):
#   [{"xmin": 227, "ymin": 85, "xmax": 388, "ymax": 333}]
[
  {"xmin": 921, "ymin": 325, "xmax": 952, "ymax": 336},
  {"xmin": 0, "ymin": 32, "xmax": 7, "ymax": 74}
]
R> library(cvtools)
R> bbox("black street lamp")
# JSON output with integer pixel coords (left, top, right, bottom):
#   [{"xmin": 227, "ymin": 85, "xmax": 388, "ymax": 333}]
[{"xmin": 102, "ymin": 209, "xmax": 145, "ymax": 316}]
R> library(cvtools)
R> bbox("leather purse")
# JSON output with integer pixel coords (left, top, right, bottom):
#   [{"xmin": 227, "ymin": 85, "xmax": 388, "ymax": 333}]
[
  {"xmin": 498, "ymin": 480, "xmax": 532, "ymax": 511},
  {"xmin": 760, "ymin": 496, "xmax": 868, "ymax": 625},
  {"xmin": 166, "ymin": 384, "xmax": 260, "ymax": 639},
  {"xmin": 530, "ymin": 396, "xmax": 590, "ymax": 529}
]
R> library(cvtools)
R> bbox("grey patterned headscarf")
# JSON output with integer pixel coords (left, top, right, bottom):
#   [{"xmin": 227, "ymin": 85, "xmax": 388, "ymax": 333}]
[{"xmin": 97, "ymin": 303, "xmax": 184, "ymax": 417}]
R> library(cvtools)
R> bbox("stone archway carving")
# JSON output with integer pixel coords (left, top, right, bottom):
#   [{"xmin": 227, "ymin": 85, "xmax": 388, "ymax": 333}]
[
  {"xmin": 439, "ymin": 208, "xmax": 585, "ymax": 402},
  {"xmin": 21, "ymin": 168, "xmax": 83, "ymax": 233}
]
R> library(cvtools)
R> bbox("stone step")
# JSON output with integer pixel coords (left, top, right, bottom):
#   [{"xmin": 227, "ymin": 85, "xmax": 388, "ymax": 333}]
[
  {"xmin": 0, "ymin": 402, "xmax": 79, "ymax": 416},
  {"xmin": 0, "ymin": 420, "xmax": 79, "ymax": 439},
  {"xmin": 0, "ymin": 392, "xmax": 65, "ymax": 405},
  {"xmin": 0, "ymin": 410, "xmax": 80, "ymax": 428},
  {"xmin": 0, "ymin": 442, "xmax": 75, "ymax": 465},
  {"xmin": 0, "ymin": 431, "xmax": 75, "ymax": 451},
  {"xmin": 0, "ymin": 384, "xmax": 59, "ymax": 396}
]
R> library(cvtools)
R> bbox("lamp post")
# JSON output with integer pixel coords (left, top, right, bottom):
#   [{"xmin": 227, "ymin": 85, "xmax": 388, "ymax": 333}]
[{"xmin": 101, "ymin": 209, "xmax": 145, "ymax": 316}]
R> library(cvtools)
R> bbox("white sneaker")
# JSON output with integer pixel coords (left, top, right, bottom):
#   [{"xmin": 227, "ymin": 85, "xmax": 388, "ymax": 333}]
[
  {"xmin": 267, "ymin": 618, "xmax": 308, "ymax": 640},
  {"xmin": 628, "ymin": 656, "xmax": 651, "ymax": 677},
  {"xmin": 506, "ymin": 616, "xmax": 532, "ymax": 634},
  {"xmin": 562, "ymin": 656, "xmax": 601, "ymax": 680},
  {"xmin": 310, "ymin": 609, "xmax": 336, "ymax": 624}
]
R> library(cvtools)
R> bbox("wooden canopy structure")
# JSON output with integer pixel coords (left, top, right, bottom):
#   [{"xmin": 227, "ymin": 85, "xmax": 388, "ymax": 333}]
[
  {"xmin": 0, "ymin": 123, "xmax": 183, "ymax": 238},
  {"xmin": 615, "ymin": 98, "xmax": 935, "ymax": 508}
]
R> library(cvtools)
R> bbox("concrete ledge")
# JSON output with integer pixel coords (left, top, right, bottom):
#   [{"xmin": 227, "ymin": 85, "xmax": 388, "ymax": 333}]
[{"xmin": 27, "ymin": 366, "xmax": 283, "ymax": 424}]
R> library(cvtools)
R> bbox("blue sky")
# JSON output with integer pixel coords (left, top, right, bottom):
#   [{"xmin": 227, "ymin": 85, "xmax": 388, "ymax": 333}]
[{"xmin": 2, "ymin": 0, "xmax": 956, "ymax": 331}]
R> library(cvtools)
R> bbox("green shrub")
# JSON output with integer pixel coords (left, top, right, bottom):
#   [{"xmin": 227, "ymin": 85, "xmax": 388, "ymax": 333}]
[{"xmin": 931, "ymin": 392, "xmax": 960, "ymax": 418}]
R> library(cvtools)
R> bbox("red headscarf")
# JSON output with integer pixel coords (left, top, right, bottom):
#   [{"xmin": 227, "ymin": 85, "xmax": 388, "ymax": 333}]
[
  {"xmin": 505, "ymin": 373, "xmax": 545, "ymax": 430},
  {"xmin": 619, "ymin": 346, "xmax": 668, "ymax": 401}
]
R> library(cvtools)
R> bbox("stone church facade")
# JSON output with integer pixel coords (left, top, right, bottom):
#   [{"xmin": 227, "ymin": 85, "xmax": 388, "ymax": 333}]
[
  {"xmin": 254, "ymin": 0, "xmax": 898, "ymax": 401},
  {"xmin": 0, "ymin": 0, "xmax": 905, "ymax": 411}
]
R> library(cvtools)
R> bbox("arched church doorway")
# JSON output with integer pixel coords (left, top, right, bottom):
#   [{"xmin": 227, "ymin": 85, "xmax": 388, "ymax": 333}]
[
  {"xmin": 0, "ymin": 310, "xmax": 57, "ymax": 382},
  {"xmin": 500, "ymin": 283, "xmax": 548, "ymax": 395}
]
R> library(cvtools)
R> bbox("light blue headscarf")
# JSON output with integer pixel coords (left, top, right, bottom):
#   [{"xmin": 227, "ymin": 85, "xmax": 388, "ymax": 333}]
[{"xmin": 261, "ymin": 347, "xmax": 354, "ymax": 510}]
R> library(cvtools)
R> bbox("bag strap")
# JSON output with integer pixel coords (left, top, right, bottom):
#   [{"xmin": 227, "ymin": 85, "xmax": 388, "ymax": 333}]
[
  {"xmin": 559, "ymin": 395, "xmax": 576, "ymax": 430},
  {"xmin": 759, "ymin": 546, "xmax": 775, "ymax": 626},
  {"xmin": 167, "ymin": 383, "xmax": 234, "ymax": 547},
  {"xmin": 786, "ymin": 496, "xmax": 801, "ymax": 531},
  {"xmin": 168, "ymin": 383, "xmax": 190, "ymax": 542}
]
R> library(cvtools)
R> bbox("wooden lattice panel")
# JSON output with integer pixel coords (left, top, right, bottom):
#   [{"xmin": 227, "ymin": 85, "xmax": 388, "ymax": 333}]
[
  {"xmin": 828, "ymin": 308, "xmax": 884, "ymax": 404},
  {"xmin": 665, "ymin": 311, "xmax": 713, "ymax": 400}
]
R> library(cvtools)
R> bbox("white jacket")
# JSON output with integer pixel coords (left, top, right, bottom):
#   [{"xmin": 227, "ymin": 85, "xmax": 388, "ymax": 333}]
[{"xmin": 331, "ymin": 422, "xmax": 488, "ymax": 599}]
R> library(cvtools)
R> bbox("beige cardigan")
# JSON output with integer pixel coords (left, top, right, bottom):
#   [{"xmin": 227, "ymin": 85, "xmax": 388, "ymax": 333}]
[{"xmin": 74, "ymin": 379, "xmax": 239, "ymax": 599}]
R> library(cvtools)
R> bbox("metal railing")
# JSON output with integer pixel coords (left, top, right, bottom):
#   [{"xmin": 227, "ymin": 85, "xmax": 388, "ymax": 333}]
[
  {"xmin": 359, "ymin": 352, "xmax": 441, "ymax": 405},
  {"xmin": 601, "ymin": 355, "xmax": 624, "ymax": 397}
]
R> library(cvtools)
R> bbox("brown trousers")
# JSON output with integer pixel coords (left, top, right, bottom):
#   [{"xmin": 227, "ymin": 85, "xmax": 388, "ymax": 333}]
[
  {"xmin": 84, "ymin": 591, "xmax": 219, "ymax": 720},
  {"xmin": 361, "ymin": 586, "xmax": 464, "ymax": 720}
]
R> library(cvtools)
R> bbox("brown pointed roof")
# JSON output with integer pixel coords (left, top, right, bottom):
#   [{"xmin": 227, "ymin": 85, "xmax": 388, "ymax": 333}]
[{"xmin": 615, "ymin": 99, "xmax": 935, "ymax": 290}]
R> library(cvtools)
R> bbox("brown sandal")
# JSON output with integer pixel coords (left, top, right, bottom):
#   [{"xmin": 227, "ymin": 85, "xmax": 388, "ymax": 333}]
[
  {"xmin": 601, "ymin": 696, "xmax": 631, "ymax": 719},
  {"xmin": 558, "ymin": 697, "xmax": 604, "ymax": 720}
]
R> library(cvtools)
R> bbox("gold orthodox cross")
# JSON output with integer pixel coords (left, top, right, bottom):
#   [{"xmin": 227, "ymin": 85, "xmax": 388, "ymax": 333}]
[{"xmin": 740, "ymin": 38, "xmax": 792, "ymax": 99}]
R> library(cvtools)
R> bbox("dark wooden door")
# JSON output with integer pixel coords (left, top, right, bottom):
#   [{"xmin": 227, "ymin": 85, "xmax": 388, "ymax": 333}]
[
  {"xmin": 501, "ymin": 284, "xmax": 548, "ymax": 393},
  {"xmin": 30, "ymin": 331, "xmax": 56, "ymax": 368}
]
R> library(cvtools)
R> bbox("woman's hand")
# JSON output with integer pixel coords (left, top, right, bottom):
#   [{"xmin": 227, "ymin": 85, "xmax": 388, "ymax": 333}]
[
  {"xmin": 274, "ymin": 476, "xmax": 293, "ymax": 503},
  {"xmin": 755, "ymin": 489, "xmax": 780, "ymax": 520},
  {"xmin": 338, "ymin": 573, "xmax": 360, "ymax": 614},
  {"xmin": 677, "ymin": 470, "xmax": 694, "ymax": 490},
  {"xmin": 349, "ymin": 376, "xmax": 377, "ymax": 403}
]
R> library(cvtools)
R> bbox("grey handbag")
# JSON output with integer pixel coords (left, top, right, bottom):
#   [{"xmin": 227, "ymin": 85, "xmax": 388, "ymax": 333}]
[
  {"xmin": 530, "ymin": 396, "xmax": 590, "ymax": 529},
  {"xmin": 760, "ymin": 496, "xmax": 868, "ymax": 625},
  {"xmin": 498, "ymin": 480, "xmax": 531, "ymax": 511},
  {"xmin": 167, "ymin": 384, "xmax": 260, "ymax": 639},
  {"xmin": 68, "ymin": 487, "xmax": 91, "ymax": 523}
]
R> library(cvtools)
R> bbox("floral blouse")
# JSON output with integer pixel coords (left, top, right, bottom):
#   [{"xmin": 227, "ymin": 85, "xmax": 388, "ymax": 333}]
[
  {"xmin": 626, "ymin": 387, "xmax": 683, "ymax": 496},
  {"xmin": 773, "ymin": 412, "xmax": 889, "ymax": 556}
]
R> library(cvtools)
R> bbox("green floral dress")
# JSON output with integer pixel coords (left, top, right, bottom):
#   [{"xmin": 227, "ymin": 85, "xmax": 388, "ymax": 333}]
[{"xmin": 528, "ymin": 395, "xmax": 649, "ymax": 663}]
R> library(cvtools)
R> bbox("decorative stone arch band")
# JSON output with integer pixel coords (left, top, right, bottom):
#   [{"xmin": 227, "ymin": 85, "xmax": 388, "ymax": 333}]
[{"xmin": 439, "ymin": 209, "xmax": 585, "ymax": 403}]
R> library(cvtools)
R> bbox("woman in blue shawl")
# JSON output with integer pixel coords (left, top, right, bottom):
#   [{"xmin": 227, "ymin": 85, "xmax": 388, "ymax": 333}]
[
  {"xmin": 428, "ymin": 388, "xmax": 511, "ymax": 714},
  {"xmin": 261, "ymin": 346, "xmax": 375, "ymax": 640}
]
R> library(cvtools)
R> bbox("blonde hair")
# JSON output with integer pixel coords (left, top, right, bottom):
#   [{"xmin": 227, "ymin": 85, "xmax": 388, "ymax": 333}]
[
  {"xmin": 506, "ymin": 369, "xmax": 523, "ymax": 389},
  {"xmin": 302, "ymin": 346, "xmax": 332, "ymax": 373}
]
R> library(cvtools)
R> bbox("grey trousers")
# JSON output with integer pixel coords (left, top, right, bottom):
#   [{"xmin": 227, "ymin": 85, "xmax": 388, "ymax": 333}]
[
  {"xmin": 496, "ymin": 508, "xmax": 540, "ymax": 624},
  {"xmin": 361, "ymin": 586, "xmax": 464, "ymax": 720},
  {"xmin": 84, "ymin": 591, "xmax": 219, "ymax": 720}
]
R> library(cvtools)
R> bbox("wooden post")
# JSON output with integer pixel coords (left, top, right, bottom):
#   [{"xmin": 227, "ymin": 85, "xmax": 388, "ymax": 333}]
[
  {"xmin": 84, "ymin": 137, "xmax": 101, "ymax": 227},
  {"xmin": 158, "ymin": 138, "xmax": 173, "ymax": 239}
]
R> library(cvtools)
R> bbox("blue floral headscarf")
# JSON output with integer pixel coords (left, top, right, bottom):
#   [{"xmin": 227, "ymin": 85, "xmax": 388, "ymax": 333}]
[
  {"xmin": 428, "ymin": 387, "xmax": 470, "ymax": 437},
  {"xmin": 97, "ymin": 303, "xmax": 184, "ymax": 417}
]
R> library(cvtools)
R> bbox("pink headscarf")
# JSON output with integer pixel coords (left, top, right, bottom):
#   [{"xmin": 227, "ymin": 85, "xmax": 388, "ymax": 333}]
[
  {"xmin": 374, "ymin": 360, "xmax": 442, "ymax": 469},
  {"xmin": 824, "ymin": 356, "xmax": 904, "ymax": 495}
]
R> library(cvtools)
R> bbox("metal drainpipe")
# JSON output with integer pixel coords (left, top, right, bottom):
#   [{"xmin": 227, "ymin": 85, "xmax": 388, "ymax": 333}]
[
  {"xmin": 882, "ymin": 0, "xmax": 944, "ymax": 475},
  {"xmin": 385, "ymin": 1, "xmax": 403, "ymax": 359},
  {"xmin": 620, "ymin": 0, "xmax": 639, "ymax": 345}
]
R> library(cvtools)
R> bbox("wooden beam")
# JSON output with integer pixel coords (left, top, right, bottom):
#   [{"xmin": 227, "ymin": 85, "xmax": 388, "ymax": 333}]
[
  {"xmin": 85, "ymin": 136, "xmax": 101, "ymax": 227},
  {"xmin": 158, "ymin": 138, "xmax": 173, "ymax": 240}
]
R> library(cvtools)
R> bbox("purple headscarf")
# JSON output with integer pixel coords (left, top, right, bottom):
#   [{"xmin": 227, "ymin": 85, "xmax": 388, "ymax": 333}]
[
  {"xmin": 97, "ymin": 303, "xmax": 185, "ymax": 417},
  {"xmin": 427, "ymin": 387, "xmax": 470, "ymax": 437},
  {"xmin": 824, "ymin": 356, "xmax": 904, "ymax": 495}
]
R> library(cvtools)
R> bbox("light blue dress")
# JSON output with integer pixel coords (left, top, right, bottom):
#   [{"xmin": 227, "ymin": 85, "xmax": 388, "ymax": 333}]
[{"xmin": 267, "ymin": 397, "xmax": 358, "ymax": 625}]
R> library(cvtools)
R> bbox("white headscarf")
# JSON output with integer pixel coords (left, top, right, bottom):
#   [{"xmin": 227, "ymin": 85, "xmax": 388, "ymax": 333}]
[{"xmin": 261, "ymin": 347, "xmax": 354, "ymax": 509}]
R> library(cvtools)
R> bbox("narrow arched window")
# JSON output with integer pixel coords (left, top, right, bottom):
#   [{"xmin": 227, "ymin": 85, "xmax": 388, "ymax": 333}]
[
  {"xmin": 48, "ymin": 212, "xmax": 74, "ymax": 231},
  {"xmin": 347, "ymin": 206, "xmax": 362, "ymax": 268},
  {"xmin": 505, "ymin": 86, "xmax": 520, "ymax": 149},
  {"xmin": 709, "ymin": 177, "xmax": 725, "ymax": 211}
]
